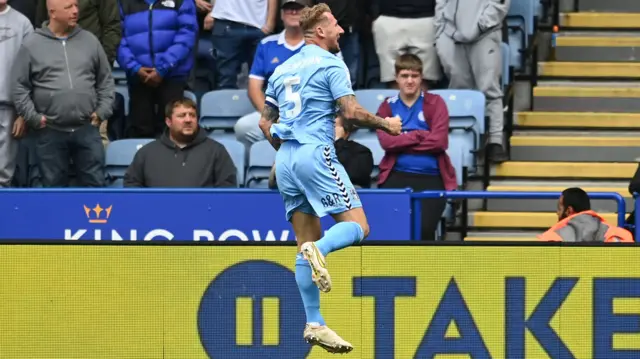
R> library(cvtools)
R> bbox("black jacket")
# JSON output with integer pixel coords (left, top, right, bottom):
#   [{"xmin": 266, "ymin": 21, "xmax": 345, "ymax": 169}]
[
  {"xmin": 625, "ymin": 164, "xmax": 640, "ymax": 232},
  {"xmin": 9, "ymin": 0, "xmax": 38, "ymax": 27},
  {"xmin": 335, "ymin": 138, "xmax": 374, "ymax": 188},
  {"xmin": 124, "ymin": 129, "xmax": 237, "ymax": 188}
]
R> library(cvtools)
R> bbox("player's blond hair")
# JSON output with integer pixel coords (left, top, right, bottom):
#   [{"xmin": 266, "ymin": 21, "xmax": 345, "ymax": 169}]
[{"xmin": 300, "ymin": 3, "xmax": 332, "ymax": 37}]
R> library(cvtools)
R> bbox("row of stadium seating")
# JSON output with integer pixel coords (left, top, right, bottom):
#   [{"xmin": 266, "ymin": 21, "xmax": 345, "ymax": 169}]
[
  {"xmin": 105, "ymin": 133, "xmax": 467, "ymax": 189},
  {"xmin": 113, "ymin": 87, "xmax": 486, "ymax": 175}
]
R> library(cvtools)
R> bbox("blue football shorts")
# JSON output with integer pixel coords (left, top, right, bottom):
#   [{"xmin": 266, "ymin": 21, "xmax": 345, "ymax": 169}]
[{"xmin": 275, "ymin": 140, "xmax": 363, "ymax": 221}]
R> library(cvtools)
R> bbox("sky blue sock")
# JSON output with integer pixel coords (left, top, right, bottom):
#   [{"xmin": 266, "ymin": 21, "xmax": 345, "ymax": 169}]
[
  {"xmin": 295, "ymin": 253, "xmax": 325, "ymax": 325},
  {"xmin": 314, "ymin": 221, "xmax": 364, "ymax": 257}
]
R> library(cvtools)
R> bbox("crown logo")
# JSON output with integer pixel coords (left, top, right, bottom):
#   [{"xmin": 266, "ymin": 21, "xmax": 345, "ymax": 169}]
[{"xmin": 83, "ymin": 204, "xmax": 113, "ymax": 224}]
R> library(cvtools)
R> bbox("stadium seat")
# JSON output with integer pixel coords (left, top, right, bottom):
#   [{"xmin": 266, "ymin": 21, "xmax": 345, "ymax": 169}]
[
  {"xmin": 354, "ymin": 89, "xmax": 399, "ymax": 114},
  {"xmin": 431, "ymin": 90, "xmax": 485, "ymax": 172},
  {"xmin": 246, "ymin": 140, "xmax": 277, "ymax": 188},
  {"xmin": 115, "ymin": 84, "xmax": 130, "ymax": 116},
  {"xmin": 199, "ymin": 90, "xmax": 254, "ymax": 130},
  {"xmin": 507, "ymin": 0, "xmax": 537, "ymax": 70},
  {"xmin": 446, "ymin": 135, "xmax": 466, "ymax": 187},
  {"xmin": 215, "ymin": 138, "xmax": 245, "ymax": 187},
  {"xmin": 207, "ymin": 131, "xmax": 238, "ymax": 143},
  {"xmin": 353, "ymin": 137, "xmax": 384, "ymax": 182},
  {"xmin": 105, "ymin": 139, "xmax": 154, "ymax": 187},
  {"xmin": 184, "ymin": 90, "xmax": 198, "ymax": 104},
  {"xmin": 112, "ymin": 61, "xmax": 127, "ymax": 83}
]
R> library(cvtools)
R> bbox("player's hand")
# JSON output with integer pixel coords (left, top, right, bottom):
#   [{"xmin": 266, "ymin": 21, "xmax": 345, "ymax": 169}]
[
  {"xmin": 12, "ymin": 116, "xmax": 26, "ymax": 138},
  {"xmin": 384, "ymin": 116, "xmax": 402, "ymax": 135}
]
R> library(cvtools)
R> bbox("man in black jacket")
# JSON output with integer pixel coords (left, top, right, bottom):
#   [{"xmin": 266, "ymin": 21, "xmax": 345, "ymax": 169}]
[{"xmin": 124, "ymin": 98, "xmax": 237, "ymax": 188}]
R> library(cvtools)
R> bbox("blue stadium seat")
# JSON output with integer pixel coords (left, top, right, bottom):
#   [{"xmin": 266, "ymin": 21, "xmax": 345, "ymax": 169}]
[
  {"xmin": 184, "ymin": 90, "xmax": 197, "ymax": 104},
  {"xmin": 112, "ymin": 61, "xmax": 127, "ymax": 83},
  {"xmin": 354, "ymin": 89, "xmax": 399, "ymax": 114},
  {"xmin": 353, "ymin": 137, "xmax": 384, "ymax": 183},
  {"xmin": 446, "ymin": 135, "xmax": 465, "ymax": 187},
  {"xmin": 105, "ymin": 139, "xmax": 154, "ymax": 187},
  {"xmin": 430, "ymin": 90, "xmax": 485, "ymax": 172},
  {"xmin": 246, "ymin": 140, "xmax": 277, "ymax": 188},
  {"xmin": 507, "ymin": 0, "xmax": 537, "ymax": 70},
  {"xmin": 199, "ymin": 90, "xmax": 254, "ymax": 130},
  {"xmin": 115, "ymin": 84, "xmax": 129, "ymax": 116},
  {"xmin": 207, "ymin": 131, "xmax": 238, "ymax": 143},
  {"xmin": 215, "ymin": 138, "xmax": 245, "ymax": 187}
]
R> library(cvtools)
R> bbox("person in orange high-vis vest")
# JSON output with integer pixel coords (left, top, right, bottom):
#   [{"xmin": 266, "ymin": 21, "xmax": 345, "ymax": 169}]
[{"xmin": 538, "ymin": 187, "xmax": 634, "ymax": 243}]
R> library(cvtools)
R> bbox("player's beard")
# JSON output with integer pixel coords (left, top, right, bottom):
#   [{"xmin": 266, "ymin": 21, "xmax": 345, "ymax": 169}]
[{"xmin": 328, "ymin": 42, "xmax": 341, "ymax": 54}]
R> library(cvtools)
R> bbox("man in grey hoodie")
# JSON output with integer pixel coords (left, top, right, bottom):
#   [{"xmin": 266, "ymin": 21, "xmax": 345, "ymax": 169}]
[
  {"xmin": 12, "ymin": 0, "xmax": 115, "ymax": 187},
  {"xmin": 0, "ymin": 0, "xmax": 33, "ymax": 187},
  {"xmin": 434, "ymin": 0, "xmax": 510, "ymax": 163}
]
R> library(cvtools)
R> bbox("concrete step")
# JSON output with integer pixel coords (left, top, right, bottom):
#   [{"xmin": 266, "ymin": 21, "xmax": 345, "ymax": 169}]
[
  {"xmin": 561, "ymin": 12, "xmax": 640, "ymax": 29},
  {"xmin": 515, "ymin": 112, "xmax": 640, "ymax": 129},
  {"xmin": 509, "ymin": 136, "xmax": 640, "ymax": 162},
  {"xmin": 493, "ymin": 161, "xmax": 636, "ymax": 179},
  {"xmin": 469, "ymin": 211, "xmax": 620, "ymax": 229},
  {"xmin": 555, "ymin": 36, "xmax": 640, "ymax": 62},
  {"xmin": 539, "ymin": 62, "xmax": 640, "ymax": 78},
  {"xmin": 485, "ymin": 184, "xmax": 633, "ymax": 212},
  {"xmin": 577, "ymin": 0, "xmax": 640, "ymax": 13},
  {"xmin": 533, "ymin": 86, "xmax": 640, "ymax": 112}
]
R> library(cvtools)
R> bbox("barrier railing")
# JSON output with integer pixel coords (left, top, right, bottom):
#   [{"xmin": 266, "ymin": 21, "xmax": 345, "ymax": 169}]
[{"xmin": 411, "ymin": 191, "xmax": 630, "ymax": 241}]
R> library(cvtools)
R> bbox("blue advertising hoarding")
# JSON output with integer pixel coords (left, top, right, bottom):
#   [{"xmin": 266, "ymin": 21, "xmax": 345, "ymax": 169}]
[{"xmin": 0, "ymin": 189, "xmax": 411, "ymax": 241}]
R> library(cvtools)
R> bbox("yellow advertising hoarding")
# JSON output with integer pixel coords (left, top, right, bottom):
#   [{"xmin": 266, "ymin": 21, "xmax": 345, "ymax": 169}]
[{"xmin": 0, "ymin": 245, "xmax": 639, "ymax": 359}]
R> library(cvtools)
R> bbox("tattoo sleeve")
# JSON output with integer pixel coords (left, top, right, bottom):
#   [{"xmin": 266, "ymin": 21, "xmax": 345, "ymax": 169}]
[
  {"xmin": 336, "ymin": 95, "xmax": 389, "ymax": 131},
  {"xmin": 258, "ymin": 105, "xmax": 281, "ymax": 150}
]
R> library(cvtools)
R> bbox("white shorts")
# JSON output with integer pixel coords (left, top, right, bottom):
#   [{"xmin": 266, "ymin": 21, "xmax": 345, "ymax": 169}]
[{"xmin": 372, "ymin": 15, "xmax": 442, "ymax": 82}]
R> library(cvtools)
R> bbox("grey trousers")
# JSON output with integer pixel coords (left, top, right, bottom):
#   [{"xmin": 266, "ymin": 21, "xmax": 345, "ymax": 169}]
[
  {"xmin": 0, "ymin": 105, "xmax": 18, "ymax": 187},
  {"xmin": 436, "ymin": 30, "xmax": 504, "ymax": 145}
]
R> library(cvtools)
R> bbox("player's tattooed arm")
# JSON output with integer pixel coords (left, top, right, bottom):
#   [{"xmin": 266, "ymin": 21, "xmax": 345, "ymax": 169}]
[
  {"xmin": 336, "ymin": 95, "xmax": 397, "ymax": 134},
  {"xmin": 258, "ymin": 104, "xmax": 281, "ymax": 150}
]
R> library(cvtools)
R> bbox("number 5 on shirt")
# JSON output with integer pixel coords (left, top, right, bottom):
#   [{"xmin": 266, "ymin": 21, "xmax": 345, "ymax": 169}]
[{"xmin": 284, "ymin": 76, "xmax": 302, "ymax": 118}]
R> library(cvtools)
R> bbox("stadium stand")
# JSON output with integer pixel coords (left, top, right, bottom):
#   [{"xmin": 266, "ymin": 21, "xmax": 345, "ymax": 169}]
[
  {"xmin": 104, "ymin": 139, "xmax": 154, "ymax": 187},
  {"xmin": 245, "ymin": 140, "xmax": 277, "ymax": 188},
  {"xmin": 199, "ymin": 90, "xmax": 255, "ymax": 130},
  {"xmin": 215, "ymin": 138, "xmax": 246, "ymax": 187},
  {"xmin": 466, "ymin": 0, "xmax": 640, "ymax": 241}
]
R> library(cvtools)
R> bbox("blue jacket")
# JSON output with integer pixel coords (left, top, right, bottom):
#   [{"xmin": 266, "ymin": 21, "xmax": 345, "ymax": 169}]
[{"xmin": 117, "ymin": 0, "xmax": 197, "ymax": 79}]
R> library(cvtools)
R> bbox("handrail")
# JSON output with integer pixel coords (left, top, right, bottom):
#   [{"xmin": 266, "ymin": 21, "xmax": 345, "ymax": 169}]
[{"xmin": 411, "ymin": 191, "xmax": 629, "ymax": 241}]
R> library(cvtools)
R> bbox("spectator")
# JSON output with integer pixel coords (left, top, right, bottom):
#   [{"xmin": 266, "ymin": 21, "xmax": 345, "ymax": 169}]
[
  {"xmin": 314, "ymin": 0, "xmax": 363, "ymax": 87},
  {"xmin": 205, "ymin": 0, "xmax": 278, "ymax": 89},
  {"xmin": 268, "ymin": 116, "xmax": 373, "ymax": 189},
  {"xmin": 37, "ymin": 0, "xmax": 121, "ymax": 148},
  {"xmin": 235, "ymin": 0, "xmax": 309, "ymax": 148},
  {"xmin": 8, "ymin": 0, "xmax": 37, "ymax": 27},
  {"xmin": 0, "ymin": 0, "xmax": 33, "ymax": 188},
  {"xmin": 539, "ymin": 187, "xmax": 633, "ymax": 242},
  {"xmin": 376, "ymin": 54, "xmax": 457, "ymax": 241},
  {"xmin": 334, "ymin": 116, "xmax": 373, "ymax": 188},
  {"xmin": 435, "ymin": 0, "xmax": 510, "ymax": 163},
  {"xmin": 371, "ymin": 0, "xmax": 441, "ymax": 89},
  {"xmin": 12, "ymin": 0, "xmax": 115, "ymax": 187},
  {"xmin": 124, "ymin": 98, "xmax": 237, "ymax": 188},
  {"xmin": 117, "ymin": 0, "xmax": 197, "ymax": 138},
  {"xmin": 625, "ymin": 163, "xmax": 640, "ymax": 238}
]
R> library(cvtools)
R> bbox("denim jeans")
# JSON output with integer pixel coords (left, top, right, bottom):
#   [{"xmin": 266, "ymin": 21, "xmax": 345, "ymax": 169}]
[
  {"xmin": 34, "ymin": 123, "xmax": 105, "ymax": 187},
  {"xmin": 339, "ymin": 30, "xmax": 360, "ymax": 87},
  {"xmin": 211, "ymin": 19, "xmax": 264, "ymax": 89}
]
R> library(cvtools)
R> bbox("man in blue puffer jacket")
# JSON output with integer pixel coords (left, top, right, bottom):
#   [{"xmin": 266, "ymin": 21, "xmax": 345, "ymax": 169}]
[{"xmin": 117, "ymin": 0, "xmax": 197, "ymax": 138}]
